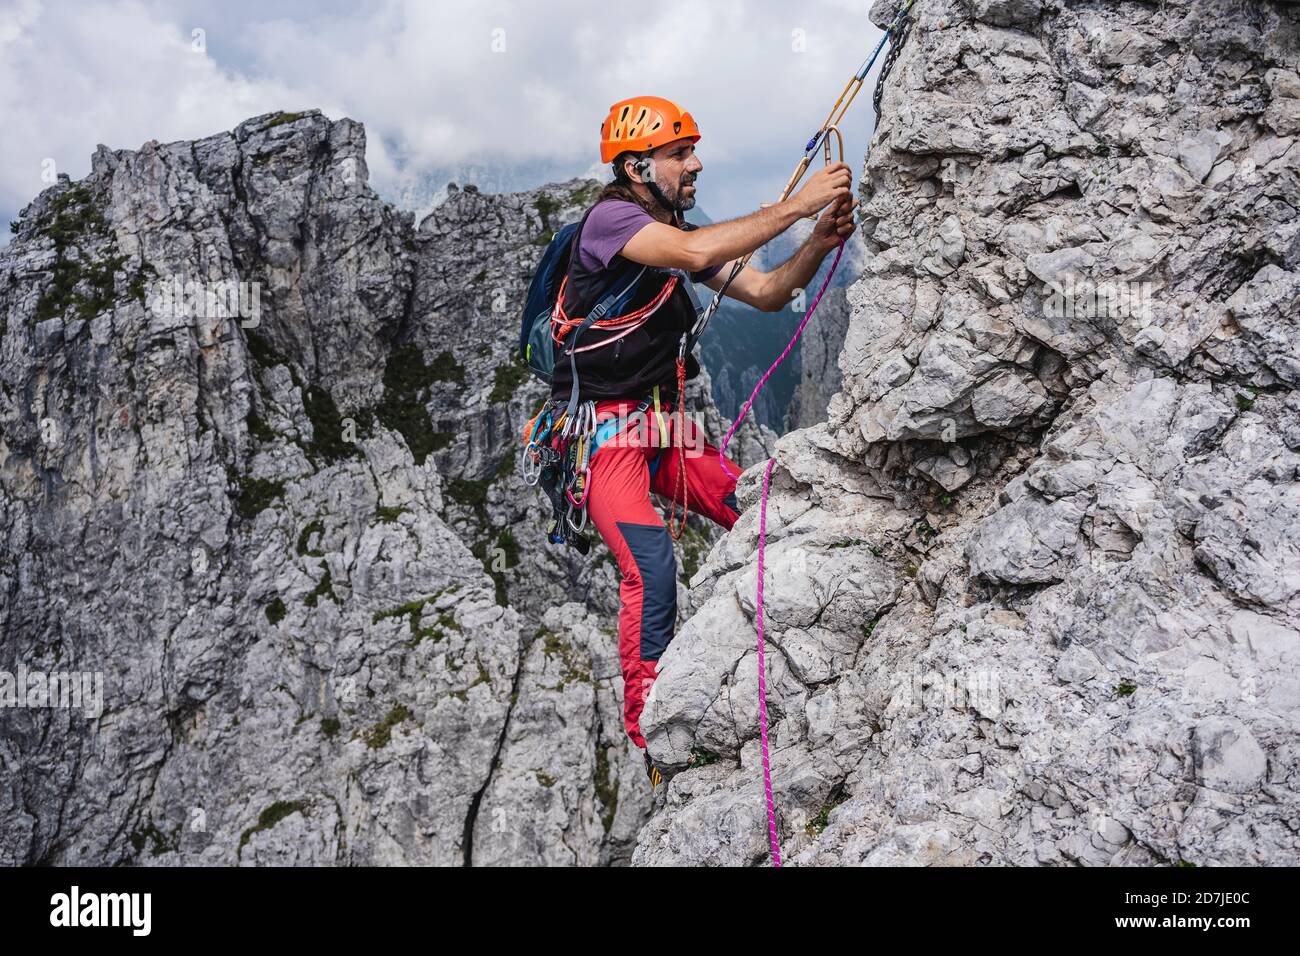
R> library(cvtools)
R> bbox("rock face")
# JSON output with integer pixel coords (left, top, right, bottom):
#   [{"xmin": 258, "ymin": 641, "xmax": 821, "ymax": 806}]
[
  {"xmin": 784, "ymin": 285, "xmax": 851, "ymax": 431},
  {"xmin": 4, "ymin": 0, "xmax": 1297, "ymax": 869},
  {"xmin": 637, "ymin": 0, "xmax": 1300, "ymax": 866},
  {"xmin": 0, "ymin": 112, "xmax": 766, "ymax": 865}
]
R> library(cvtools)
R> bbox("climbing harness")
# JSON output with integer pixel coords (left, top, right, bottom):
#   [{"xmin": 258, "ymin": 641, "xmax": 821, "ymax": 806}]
[
  {"xmin": 715, "ymin": 0, "xmax": 919, "ymax": 869},
  {"xmin": 519, "ymin": 386, "xmax": 672, "ymax": 554}
]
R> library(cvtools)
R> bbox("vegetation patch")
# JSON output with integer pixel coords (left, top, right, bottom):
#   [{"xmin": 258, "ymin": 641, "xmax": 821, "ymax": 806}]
[
  {"xmin": 568, "ymin": 181, "xmax": 603, "ymax": 208},
  {"xmin": 533, "ymin": 193, "xmax": 560, "ymax": 245},
  {"xmin": 304, "ymin": 560, "xmax": 338, "ymax": 607},
  {"xmin": 805, "ymin": 789, "xmax": 850, "ymax": 836},
  {"xmin": 245, "ymin": 330, "xmax": 290, "ymax": 367},
  {"xmin": 265, "ymin": 596, "xmax": 286, "ymax": 625},
  {"xmin": 320, "ymin": 717, "xmax": 340, "ymax": 739},
  {"xmin": 469, "ymin": 534, "xmax": 511, "ymax": 605},
  {"xmin": 247, "ymin": 408, "xmax": 276, "ymax": 443},
  {"xmin": 687, "ymin": 748, "xmax": 719, "ymax": 768},
  {"xmin": 489, "ymin": 359, "xmax": 529, "ymax": 404},
  {"xmin": 447, "ymin": 477, "xmax": 492, "ymax": 521},
  {"xmin": 32, "ymin": 184, "xmax": 130, "ymax": 325},
  {"xmin": 537, "ymin": 628, "xmax": 591, "ymax": 689},
  {"xmin": 296, "ymin": 519, "xmax": 325, "ymax": 556},
  {"xmin": 372, "ymin": 345, "xmax": 457, "ymax": 465},
  {"xmin": 428, "ymin": 350, "xmax": 467, "ymax": 384},
  {"xmin": 238, "ymin": 800, "xmax": 308, "ymax": 856},
  {"xmin": 303, "ymin": 383, "xmax": 362, "ymax": 462},
  {"xmin": 362, "ymin": 704, "xmax": 414, "ymax": 749},
  {"xmin": 375, "ymin": 505, "xmax": 409, "ymax": 523},
  {"xmin": 129, "ymin": 821, "xmax": 176, "ymax": 857},
  {"xmin": 372, "ymin": 592, "xmax": 454, "ymax": 646},
  {"xmin": 264, "ymin": 110, "xmax": 310, "ymax": 129},
  {"xmin": 1114, "ymin": 680, "xmax": 1137, "ymax": 698},
  {"xmin": 594, "ymin": 746, "xmax": 620, "ymax": 833},
  {"xmin": 677, "ymin": 524, "xmax": 711, "ymax": 583},
  {"xmin": 233, "ymin": 475, "xmax": 285, "ymax": 520}
]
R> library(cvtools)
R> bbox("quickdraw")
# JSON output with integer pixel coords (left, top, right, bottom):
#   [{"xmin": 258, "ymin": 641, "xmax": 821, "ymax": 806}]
[{"xmin": 520, "ymin": 393, "xmax": 659, "ymax": 554}]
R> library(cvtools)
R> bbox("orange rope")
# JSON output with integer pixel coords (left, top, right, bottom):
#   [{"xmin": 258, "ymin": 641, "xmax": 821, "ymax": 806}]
[{"xmin": 551, "ymin": 274, "xmax": 678, "ymax": 350}]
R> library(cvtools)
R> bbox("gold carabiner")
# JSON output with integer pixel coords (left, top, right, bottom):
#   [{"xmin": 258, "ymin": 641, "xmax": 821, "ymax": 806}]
[{"xmin": 822, "ymin": 124, "xmax": 844, "ymax": 167}]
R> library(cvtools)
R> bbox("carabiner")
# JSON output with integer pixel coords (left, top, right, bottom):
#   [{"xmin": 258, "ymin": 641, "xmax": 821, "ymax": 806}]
[
  {"xmin": 566, "ymin": 465, "xmax": 592, "ymax": 508},
  {"xmin": 521, "ymin": 442, "xmax": 543, "ymax": 485},
  {"xmin": 566, "ymin": 503, "xmax": 588, "ymax": 534}
]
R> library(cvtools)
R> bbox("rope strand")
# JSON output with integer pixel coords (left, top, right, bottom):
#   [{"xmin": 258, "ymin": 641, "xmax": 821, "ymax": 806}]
[{"xmin": 713, "ymin": 0, "xmax": 918, "ymax": 869}]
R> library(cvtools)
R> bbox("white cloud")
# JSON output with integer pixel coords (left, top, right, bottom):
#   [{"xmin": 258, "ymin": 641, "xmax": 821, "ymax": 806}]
[{"xmin": 1, "ymin": 0, "xmax": 886, "ymax": 226}]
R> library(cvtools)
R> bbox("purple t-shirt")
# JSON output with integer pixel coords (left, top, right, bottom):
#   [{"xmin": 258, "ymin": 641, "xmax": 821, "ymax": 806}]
[{"xmin": 572, "ymin": 200, "xmax": 722, "ymax": 285}]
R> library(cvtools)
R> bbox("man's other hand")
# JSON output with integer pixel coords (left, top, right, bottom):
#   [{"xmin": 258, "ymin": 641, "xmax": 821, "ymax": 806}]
[{"xmin": 811, "ymin": 195, "xmax": 858, "ymax": 252}]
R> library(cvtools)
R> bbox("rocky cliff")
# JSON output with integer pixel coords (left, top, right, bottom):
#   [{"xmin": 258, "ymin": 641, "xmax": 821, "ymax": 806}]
[
  {"xmin": 0, "ymin": 112, "xmax": 766, "ymax": 865},
  {"xmin": 3, "ymin": 0, "xmax": 1297, "ymax": 869},
  {"xmin": 637, "ymin": 0, "xmax": 1300, "ymax": 866}
]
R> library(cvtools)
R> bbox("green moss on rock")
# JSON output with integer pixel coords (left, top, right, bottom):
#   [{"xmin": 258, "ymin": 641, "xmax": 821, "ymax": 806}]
[
  {"xmin": 304, "ymin": 383, "xmax": 362, "ymax": 462},
  {"xmin": 233, "ymin": 476, "xmax": 285, "ymax": 520},
  {"xmin": 362, "ymin": 704, "xmax": 413, "ymax": 749},
  {"xmin": 264, "ymin": 110, "xmax": 310, "ymax": 129},
  {"xmin": 594, "ymin": 745, "xmax": 619, "ymax": 834},
  {"xmin": 304, "ymin": 560, "xmax": 337, "ymax": 607},
  {"xmin": 265, "ymin": 597, "xmax": 286, "ymax": 625},
  {"xmin": 31, "ymin": 185, "xmax": 129, "ymax": 325},
  {"xmin": 296, "ymin": 519, "xmax": 325, "ymax": 556},
  {"xmin": 373, "ymin": 345, "xmax": 455, "ymax": 465},
  {"xmin": 489, "ymin": 359, "xmax": 529, "ymax": 404},
  {"xmin": 375, "ymin": 505, "xmax": 409, "ymax": 523},
  {"xmin": 238, "ymin": 800, "xmax": 308, "ymax": 856},
  {"xmin": 538, "ymin": 627, "xmax": 591, "ymax": 689}
]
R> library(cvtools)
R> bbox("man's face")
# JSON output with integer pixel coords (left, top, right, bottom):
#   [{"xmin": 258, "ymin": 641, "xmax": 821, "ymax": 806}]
[{"xmin": 641, "ymin": 139, "xmax": 703, "ymax": 210}]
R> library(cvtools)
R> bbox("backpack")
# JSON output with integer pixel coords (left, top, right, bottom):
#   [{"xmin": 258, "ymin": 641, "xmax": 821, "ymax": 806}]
[{"xmin": 518, "ymin": 203, "xmax": 645, "ymax": 384}]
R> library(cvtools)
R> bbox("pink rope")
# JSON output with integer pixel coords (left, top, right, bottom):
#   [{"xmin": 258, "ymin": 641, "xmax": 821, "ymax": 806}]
[
  {"xmin": 719, "ymin": 239, "xmax": 845, "ymax": 480},
  {"xmin": 718, "ymin": 239, "xmax": 845, "ymax": 868}
]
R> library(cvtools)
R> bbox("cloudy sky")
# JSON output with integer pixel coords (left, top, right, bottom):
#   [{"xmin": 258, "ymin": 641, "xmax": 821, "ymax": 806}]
[{"xmin": 0, "ymin": 0, "xmax": 887, "ymax": 243}]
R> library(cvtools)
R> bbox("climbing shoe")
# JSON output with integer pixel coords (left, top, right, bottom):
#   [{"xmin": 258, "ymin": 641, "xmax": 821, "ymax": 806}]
[{"xmin": 644, "ymin": 751, "xmax": 663, "ymax": 790}]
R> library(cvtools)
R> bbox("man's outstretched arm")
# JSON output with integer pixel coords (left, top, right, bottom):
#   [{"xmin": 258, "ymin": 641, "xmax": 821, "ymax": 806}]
[
  {"xmin": 619, "ymin": 162, "xmax": 853, "ymax": 275},
  {"xmin": 701, "ymin": 196, "xmax": 858, "ymax": 313}
]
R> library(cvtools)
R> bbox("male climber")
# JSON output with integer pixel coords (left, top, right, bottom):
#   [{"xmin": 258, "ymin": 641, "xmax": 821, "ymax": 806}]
[{"xmin": 551, "ymin": 95, "xmax": 856, "ymax": 785}]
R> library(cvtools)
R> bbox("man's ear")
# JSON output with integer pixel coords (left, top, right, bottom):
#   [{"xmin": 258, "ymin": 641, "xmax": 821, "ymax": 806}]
[{"xmin": 633, "ymin": 155, "xmax": 656, "ymax": 184}]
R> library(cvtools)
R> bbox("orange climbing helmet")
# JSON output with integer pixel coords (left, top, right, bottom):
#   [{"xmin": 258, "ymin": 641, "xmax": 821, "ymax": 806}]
[{"xmin": 599, "ymin": 96, "xmax": 701, "ymax": 164}]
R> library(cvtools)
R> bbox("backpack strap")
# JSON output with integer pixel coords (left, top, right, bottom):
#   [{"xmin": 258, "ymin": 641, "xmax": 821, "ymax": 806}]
[{"xmin": 562, "ymin": 263, "xmax": 647, "ymax": 422}]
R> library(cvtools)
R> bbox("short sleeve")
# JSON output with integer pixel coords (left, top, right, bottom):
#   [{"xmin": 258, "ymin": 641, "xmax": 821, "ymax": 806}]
[
  {"xmin": 691, "ymin": 263, "xmax": 723, "ymax": 282},
  {"xmin": 574, "ymin": 200, "xmax": 656, "ymax": 272}
]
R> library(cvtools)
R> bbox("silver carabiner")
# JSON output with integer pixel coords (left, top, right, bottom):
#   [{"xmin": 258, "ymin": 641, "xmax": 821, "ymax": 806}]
[
  {"xmin": 566, "ymin": 503, "xmax": 588, "ymax": 534},
  {"xmin": 520, "ymin": 443, "xmax": 543, "ymax": 485}
]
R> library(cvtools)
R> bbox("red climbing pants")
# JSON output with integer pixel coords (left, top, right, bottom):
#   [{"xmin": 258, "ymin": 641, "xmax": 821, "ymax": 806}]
[{"xmin": 585, "ymin": 397, "xmax": 742, "ymax": 749}]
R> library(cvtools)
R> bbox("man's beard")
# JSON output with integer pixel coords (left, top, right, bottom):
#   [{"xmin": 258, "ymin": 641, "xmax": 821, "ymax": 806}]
[{"xmin": 673, "ymin": 174, "xmax": 697, "ymax": 210}]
